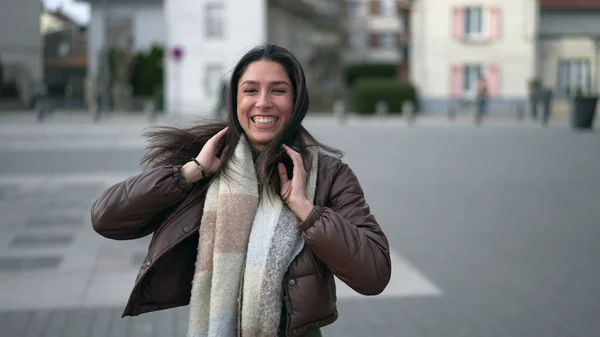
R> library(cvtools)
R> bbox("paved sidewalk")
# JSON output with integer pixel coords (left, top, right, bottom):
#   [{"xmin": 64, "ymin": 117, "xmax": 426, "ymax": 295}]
[
  {"xmin": 0, "ymin": 173, "xmax": 438, "ymax": 310},
  {"xmin": 0, "ymin": 172, "xmax": 438, "ymax": 337},
  {"xmin": 1, "ymin": 110, "xmax": 599, "ymax": 337},
  {"xmin": 0, "ymin": 110, "xmax": 579, "ymax": 140}
]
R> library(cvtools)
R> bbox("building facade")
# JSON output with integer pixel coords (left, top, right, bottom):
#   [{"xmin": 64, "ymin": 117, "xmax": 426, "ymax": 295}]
[
  {"xmin": 84, "ymin": 0, "xmax": 165, "ymax": 78},
  {"xmin": 165, "ymin": 0, "xmax": 341, "ymax": 115},
  {"xmin": 164, "ymin": 0, "xmax": 266, "ymax": 115},
  {"xmin": 0, "ymin": 0, "xmax": 43, "ymax": 107},
  {"xmin": 82, "ymin": 0, "xmax": 341, "ymax": 115},
  {"xmin": 410, "ymin": 0, "xmax": 538, "ymax": 114},
  {"xmin": 43, "ymin": 13, "xmax": 88, "ymax": 106},
  {"xmin": 538, "ymin": 0, "xmax": 600, "ymax": 97},
  {"xmin": 343, "ymin": 0, "xmax": 405, "ymax": 65}
]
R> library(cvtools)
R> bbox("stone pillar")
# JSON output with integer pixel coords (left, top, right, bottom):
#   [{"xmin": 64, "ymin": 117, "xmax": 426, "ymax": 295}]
[{"xmin": 595, "ymin": 37, "xmax": 600, "ymax": 92}]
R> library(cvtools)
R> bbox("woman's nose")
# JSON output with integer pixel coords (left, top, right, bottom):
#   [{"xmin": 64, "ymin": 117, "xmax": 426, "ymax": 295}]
[{"xmin": 255, "ymin": 91, "xmax": 273, "ymax": 109}]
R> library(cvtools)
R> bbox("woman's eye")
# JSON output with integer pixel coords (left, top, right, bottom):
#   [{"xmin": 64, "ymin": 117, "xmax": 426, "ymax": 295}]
[{"xmin": 244, "ymin": 88, "xmax": 257, "ymax": 93}]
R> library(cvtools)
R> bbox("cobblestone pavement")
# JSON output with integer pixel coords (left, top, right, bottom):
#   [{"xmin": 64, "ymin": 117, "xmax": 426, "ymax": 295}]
[{"xmin": 0, "ymin": 114, "xmax": 599, "ymax": 336}]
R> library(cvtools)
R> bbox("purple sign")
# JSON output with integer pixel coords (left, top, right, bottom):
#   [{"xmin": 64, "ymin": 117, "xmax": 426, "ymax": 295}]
[{"xmin": 171, "ymin": 46, "xmax": 184, "ymax": 61}]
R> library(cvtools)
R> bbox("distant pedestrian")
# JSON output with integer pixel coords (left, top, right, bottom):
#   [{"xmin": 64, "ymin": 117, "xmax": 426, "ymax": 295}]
[
  {"xmin": 90, "ymin": 43, "xmax": 391, "ymax": 337},
  {"xmin": 35, "ymin": 84, "xmax": 54, "ymax": 122},
  {"xmin": 540, "ymin": 88, "xmax": 553, "ymax": 127},
  {"xmin": 475, "ymin": 75, "xmax": 489, "ymax": 125}
]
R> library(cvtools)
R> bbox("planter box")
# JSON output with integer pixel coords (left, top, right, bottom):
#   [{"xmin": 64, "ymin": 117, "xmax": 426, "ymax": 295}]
[{"xmin": 571, "ymin": 97, "xmax": 598, "ymax": 130}]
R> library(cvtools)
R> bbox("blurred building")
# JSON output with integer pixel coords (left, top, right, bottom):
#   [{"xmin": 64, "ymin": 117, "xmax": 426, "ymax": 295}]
[
  {"xmin": 538, "ymin": 0, "xmax": 600, "ymax": 97},
  {"xmin": 42, "ymin": 7, "xmax": 88, "ymax": 108},
  {"xmin": 409, "ymin": 0, "xmax": 600, "ymax": 115},
  {"xmin": 81, "ymin": 0, "xmax": 164, "ymax": 79},
  {"xmin": 78, "ymin": 0, "xmax": 343, "ymax": 115},
  {"xmin": 342, "ymin": 0, "xmax": 410, "ymax": 76},
  {"xmin": 0, "ymin": 0, "xmax": 43, "ymax": 109},
  {"xmin": 164, "ymin": 0, "xmax": 343, "ymax": 115},
  {"xmin": 410, "ymin": 0, "xmax": 538, "ymax": 114},
  {"xmin": 41, "ymin": 6, "xmax": 80, "ymax": 35}
]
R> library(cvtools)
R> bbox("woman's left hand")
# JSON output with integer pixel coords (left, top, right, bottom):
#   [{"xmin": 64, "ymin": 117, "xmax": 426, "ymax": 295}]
[{"xmin": 278, "ymin": 144, "xmax": 314, "ymax": 221}]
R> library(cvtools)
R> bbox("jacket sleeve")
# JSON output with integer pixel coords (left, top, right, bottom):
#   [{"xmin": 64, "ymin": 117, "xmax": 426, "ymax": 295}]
[
  {"xmin": 90, "ymin": 165, "xmax": 197, "ymax": 241},
  {"xmin": 299, "ymin": 162, "xmax": 392, "ymax": 296}
]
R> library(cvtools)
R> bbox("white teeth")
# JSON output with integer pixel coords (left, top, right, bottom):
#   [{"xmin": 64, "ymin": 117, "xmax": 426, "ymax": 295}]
[{"xmin": 253, "ymin": 117, "xmax": 278, "ymax": 124}]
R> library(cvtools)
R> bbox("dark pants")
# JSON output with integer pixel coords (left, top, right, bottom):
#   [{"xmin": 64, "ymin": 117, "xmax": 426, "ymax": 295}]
[
  {"xmin": 541, "ymin": 101, "xmax": 551, "ymax": 126},
  {"xmin": 477, "ymin": 99, "xmax": 487, "ymax": 115},
  {"xmin": 475, "ymin": 99, "xmax": 487, "ymax": 125}
]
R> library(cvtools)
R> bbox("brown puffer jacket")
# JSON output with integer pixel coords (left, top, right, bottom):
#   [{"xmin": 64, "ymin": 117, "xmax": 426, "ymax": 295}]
[{"xmin": 90, "ymin": 153, "xmax": 392, "ymax": 337}]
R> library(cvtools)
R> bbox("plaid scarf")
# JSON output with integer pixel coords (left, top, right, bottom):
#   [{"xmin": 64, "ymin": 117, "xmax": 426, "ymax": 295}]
[{"xmin": 187, "ymin": 136, "xmax": 318, "ymax": 337}]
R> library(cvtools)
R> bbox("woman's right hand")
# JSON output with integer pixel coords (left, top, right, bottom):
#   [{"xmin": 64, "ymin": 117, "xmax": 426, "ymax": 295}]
[{"xmin": 181, "ymin": 127, "xmax": 228, "ymax": 183}]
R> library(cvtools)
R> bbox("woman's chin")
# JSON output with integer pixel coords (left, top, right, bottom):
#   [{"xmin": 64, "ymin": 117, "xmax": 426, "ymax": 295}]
[{"xmin": 248, "ymin": 135, "xmax": 277, "ymax": 150}]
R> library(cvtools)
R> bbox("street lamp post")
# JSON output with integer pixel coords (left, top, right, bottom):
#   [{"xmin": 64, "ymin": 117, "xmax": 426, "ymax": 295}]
[{"xmin": 100, "ymin": 0, "xmax": 111, "ymax": 116}]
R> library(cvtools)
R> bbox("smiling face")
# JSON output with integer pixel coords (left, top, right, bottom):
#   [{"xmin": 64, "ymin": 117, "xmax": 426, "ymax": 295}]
[{"xmin": 236, "ymin": 59, "xmax": 294, "ymax": 151}]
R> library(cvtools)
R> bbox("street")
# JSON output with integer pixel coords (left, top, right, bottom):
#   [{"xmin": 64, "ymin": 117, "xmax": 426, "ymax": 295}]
[{"xmin": 0, "ymin": 112, "xmax": 599, "ymax": 336}]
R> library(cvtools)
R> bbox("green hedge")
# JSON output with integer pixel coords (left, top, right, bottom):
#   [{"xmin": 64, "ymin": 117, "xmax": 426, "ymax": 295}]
[
  {"xmin": 344, "ymin": 63, "xmax": 398, "ymax": 87},
  {"xmin": 351, "ymin": 78, "xmax": 418, "ymax": 115},
  {"xmin": 130, "ymin": 45, "xmax": 164, "ymax": 97}
]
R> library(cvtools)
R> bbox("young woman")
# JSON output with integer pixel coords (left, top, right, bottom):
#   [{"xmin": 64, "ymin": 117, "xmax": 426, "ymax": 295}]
[{"xmin": 91, "ymin": 43, "xmax": 392, "ymax": 337}]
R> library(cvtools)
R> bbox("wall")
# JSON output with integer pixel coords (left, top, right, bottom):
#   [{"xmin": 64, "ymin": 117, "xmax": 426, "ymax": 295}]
[
  {"xmin": 0, "ymin": 0, "xmax": 42, "ymax": 105},
  {"xmin": 164, "ymin": 0, "xmax": 266, "ymax": 115},
  {"xmin": 410, "ymin": 0, "xmax": 538, "ymax": 114}
]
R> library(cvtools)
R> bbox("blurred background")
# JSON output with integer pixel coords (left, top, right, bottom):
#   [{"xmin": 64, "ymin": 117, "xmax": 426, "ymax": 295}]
[
  {"xmin": 1, "ymin": 0, "xmax": 600, "ymax": 121},
  {"xmin": 0, "ymin": 0, "xmax": 599, "ymax": 336}
]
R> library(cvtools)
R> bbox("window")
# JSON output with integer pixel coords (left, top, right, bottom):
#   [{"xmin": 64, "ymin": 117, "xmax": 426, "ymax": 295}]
[
  {"xmin": 464, "ymin": 7, "xmax": 483, "ymax": 40},
  {"xmin": 557, "ymin": 59, "xmax": 591, "ymax": 96},
  {"xmin": 205, "ymin": 3, "xmax": 224, "ymax": 38},
  {"xmin": 349, "ymin": 32, "xmax": 363, "ymax": 48},
  {"xmin": 205, "ymin": 64, "xmax": 224, "ymax": 96},
  {"xmin": 463, "ymin": 64, "xmax": 482, "ymax": 97},
  {"xmin": 380, "ymin": 32, "xmax": 395, "ymax": 48}
]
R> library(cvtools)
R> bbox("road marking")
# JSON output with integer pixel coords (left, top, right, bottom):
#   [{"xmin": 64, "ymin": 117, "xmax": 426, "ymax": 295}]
[
  {"xmin": 0, "ymin": 173, "xmax": 140, "ymax": 188},
  {"xmin": 335, "ymin": 249, "xmax": 442, "ymax": 299},
  {"xmin": 0, "ymin": 138, "xmax": 147, "ymax": 151}
]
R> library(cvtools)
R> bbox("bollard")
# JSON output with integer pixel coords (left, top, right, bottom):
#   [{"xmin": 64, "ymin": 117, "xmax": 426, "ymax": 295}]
[
  {"xmin": 333, "ymin": 99, "xmax": 347, "ymax": 124},
  {"xmin": 515, "ymin": 102, "xmax": 525, "ymax": 122},
  {"xmin": 530, "ymin": 100, "xmax": 538, "ymax": 120},
  {"xmin": 64, "ymin": 84, "xmax": 73, "ymax": 111},
  {"xmin": 448, "ymin": 105, "xmax": 457, "ymax": 121},
  {"xmin": 144, "ymin": 99, "xmax": 157, "ymax": 122},
  {"xmin": 403, "ymin": 101, "xmax": 415, "ymax": 125},
  {"xmin": 375, "ymin": 100, "xmax": 388, "ymax": 116}
]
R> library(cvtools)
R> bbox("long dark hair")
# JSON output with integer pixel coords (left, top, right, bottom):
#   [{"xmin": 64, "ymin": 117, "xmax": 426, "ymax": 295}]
[{"xmin": 141, "ymin": 43, "xmax": 342, "ymax": 197}]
